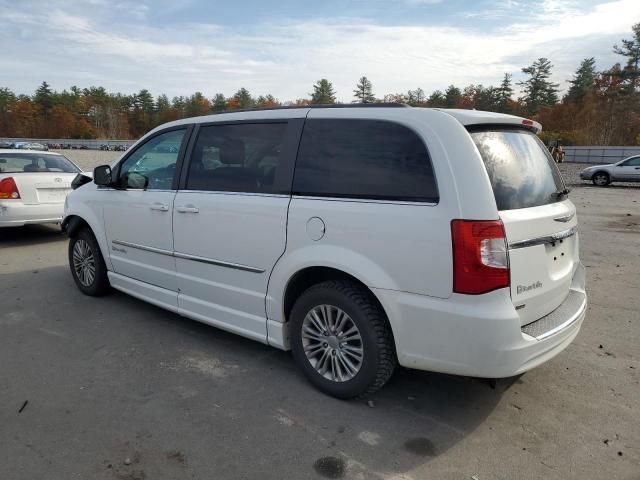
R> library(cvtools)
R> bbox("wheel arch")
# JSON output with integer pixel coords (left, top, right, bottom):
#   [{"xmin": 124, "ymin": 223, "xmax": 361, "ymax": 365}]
[
  {"xmin": 280, "ymin": 266, "xmax": 396, "ymax": 346},
  {"xmin": 62, "ymin": 214, "xmax": 90, "ymax": 237},
  {"xmin": 62, "ymin": 213, "xmax": 113, "ymax": 270}
]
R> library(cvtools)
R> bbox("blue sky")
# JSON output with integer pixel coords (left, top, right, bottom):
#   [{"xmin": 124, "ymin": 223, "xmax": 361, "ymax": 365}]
[{"xmin": 1, "ymin": 0, "xmax": 638, "ymax": 101}]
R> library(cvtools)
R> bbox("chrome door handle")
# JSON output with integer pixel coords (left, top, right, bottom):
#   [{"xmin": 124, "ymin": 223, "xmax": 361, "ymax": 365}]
[
  {"xmin": 176, "ymin": 205, "xmax": 199, "ymax": 213},
  {"xmin": 150, "ymin": 203, "xmax": 169, "ymax": 212}
]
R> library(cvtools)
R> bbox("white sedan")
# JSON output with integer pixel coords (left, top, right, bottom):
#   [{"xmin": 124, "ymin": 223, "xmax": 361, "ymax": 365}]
[
  {"xmin": 0, "ymin": 149, "xmax": 83, "ymax": 227},
  {"xmin": 580, "ymin": 155, "xmax": 640, "ymax": 186}
]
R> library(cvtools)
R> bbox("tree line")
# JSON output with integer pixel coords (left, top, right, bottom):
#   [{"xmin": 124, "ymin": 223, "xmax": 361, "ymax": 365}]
[{"xmin": 1, "ymin": 23, "xmax": 639, "ymax": 145}]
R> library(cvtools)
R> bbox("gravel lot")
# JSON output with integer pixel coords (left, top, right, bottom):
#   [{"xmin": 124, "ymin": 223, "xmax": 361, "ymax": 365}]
[{"xmin": 1, "ymin": 163, "xmax": 638, "ymax": 480}]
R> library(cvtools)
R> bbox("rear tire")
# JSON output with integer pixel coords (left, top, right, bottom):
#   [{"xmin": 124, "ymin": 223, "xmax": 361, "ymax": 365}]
[
  {"xmin": 592, "ymin": 171, "xmax": 610, "ymax": 186},
  {"xmin": 68, "ymin": 228, "xmax": 110, "ymax": 296},
  {"xmin": 290, "ymin": 280, "xmax": 396, "ymax": 399}
]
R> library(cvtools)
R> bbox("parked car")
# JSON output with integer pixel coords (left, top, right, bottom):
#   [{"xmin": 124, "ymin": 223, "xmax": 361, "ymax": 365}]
[
  {"xmin": 13, "ymin": 141, "xmax": 48, "ymax": 151},
  {"xmin": 62, "ymin": 106, "xmax": 586, "ymax": 398},
  {"xmin": 580, "ymin": 155, "xmax": 640, "ymax": 186},
  {"xmin": 0, "ymin": 141, "xmax": 14, "ymax": 149},
  {"xmin": 0, "ymin": 150, "xmax": 82, "ymax": 227}
]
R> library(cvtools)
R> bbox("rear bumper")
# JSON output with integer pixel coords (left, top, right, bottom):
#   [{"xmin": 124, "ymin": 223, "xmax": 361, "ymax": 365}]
[
  {"xmin": 374, "ymin": 263, "xmax": 587, "ymax": 378},
  {"xmin": 0, "ymin": 200, "xmax": 64, "ymax": 227}
]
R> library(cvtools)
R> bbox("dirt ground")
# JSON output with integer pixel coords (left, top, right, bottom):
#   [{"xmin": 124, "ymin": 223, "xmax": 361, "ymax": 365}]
[{"xmin": 0, "ymin": 163, "xmax": 638, "ymax": 479}]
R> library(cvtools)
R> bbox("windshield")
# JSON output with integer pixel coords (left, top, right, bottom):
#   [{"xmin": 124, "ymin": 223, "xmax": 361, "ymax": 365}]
[
  {"xmin": 0, "ymin": 153, "xmax": 80, "ymax": 174},
  {"xmin": 470, "ymin": 128, "xmax": 566, "ymax": 211}
]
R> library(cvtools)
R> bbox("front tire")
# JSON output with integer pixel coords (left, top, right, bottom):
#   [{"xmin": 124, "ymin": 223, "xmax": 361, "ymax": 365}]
[
  {"xmin": 69, "ymin": 228, "xmax": 110, "ymax": 296},
  {"xmin": 290, "ymin": 280, "xmax": 396, "ymax": 399},
  {"xmin": 592, "ymin": 171, "xmax": 610, "ymax": 186}
]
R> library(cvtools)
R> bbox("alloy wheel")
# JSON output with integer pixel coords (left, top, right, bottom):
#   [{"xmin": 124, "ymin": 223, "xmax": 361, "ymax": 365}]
[
  {"xmin": 301, "ymin": 304, "xmax": 364, "ymax": 382},
  {"xmin": 594, "ymin": 173, "xmax": 608, "ymax": 186},
  {"xmin": 72, "ymin": 239, "xmax": 96, "ymax": 287}
]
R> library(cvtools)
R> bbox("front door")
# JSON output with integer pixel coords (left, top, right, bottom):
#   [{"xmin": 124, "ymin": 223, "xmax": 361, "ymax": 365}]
[
  {"xmin": 173, "ymin": 120, "xmax": 299, "ymax": 342},
  {"xmin": 103, "ymin": 128, "xmax": 189, "ymax": 307},
  {"xmin": 616, "ymin": 156, "xmax": 640, "ymax": 181}
]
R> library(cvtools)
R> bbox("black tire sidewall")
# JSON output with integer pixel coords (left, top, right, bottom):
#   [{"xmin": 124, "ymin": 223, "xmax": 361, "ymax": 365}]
[
  {"xmin": 593, "ymin": 172, "xmax": 610, "ymax": 186},
  {"xmin": 68, "ymin": 229, "xmax": 109, "ymax": 296},
  {"xmin": 290, "ymin": 284, "xmax": 384, "ymax": 399}
]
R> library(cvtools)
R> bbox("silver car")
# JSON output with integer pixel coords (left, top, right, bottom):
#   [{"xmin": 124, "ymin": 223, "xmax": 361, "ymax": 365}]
[{"xmin": 580, "ymin": 155, "xmax": 640, "ymax": 186}]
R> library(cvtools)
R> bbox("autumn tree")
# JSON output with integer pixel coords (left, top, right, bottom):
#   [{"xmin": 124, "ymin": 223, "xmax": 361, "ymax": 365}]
[
  {"xmin": 565, "ymin": 58, "xmax": 597, "ymax": 103},
  {"xmin": 518, "ymin": 58, "xmax": 559, "ymax": 115},
  {"xmin": 310, "ymin": 79, "xmax": 336, "ymax": 104},
  {"xmin": 353, "ymin": 76, "xmax": 375, "ymax": 103},
  {"xmin": 228, "ymin": 87, "xmax": 255, "ymax": 109},
  {"xmin": 407, "ymin": 88, "xmax": 426, "ymax": 106}
]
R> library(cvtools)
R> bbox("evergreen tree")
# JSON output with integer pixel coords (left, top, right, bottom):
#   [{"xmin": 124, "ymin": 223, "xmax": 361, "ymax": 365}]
[
  {"xmin": 518, "ymin": 57, "xmax": 559, "ymax": 115},
  {"xmin": 613, "ymin": 22, "xmax": 640, "ymax": 92},
  {"xmin": 34, "ymin": 81, "xmax": 54, "ymax": 120},
  {"xmin": 310, "ymin": 79, "xmax": 336, "ymax": 104},
  {"xmin": 212, "ymin": 93, "xmax": 227, "ymax": 112},
  {"xmin": 427, "ymin": 90, "xmax": 446, "ymax": 107},
  {"xmin": 444, "ymin": 85, "xmax": 461, "ymax": 107},
  {"xmin": 156, "ymin": 94, "xmax": 171, "ymax": 114},
  {"xmin": 233, "ymin": 88, "xmax": 254, "ymax": 109},
  {"xmin": 496, "ymin": 73, "xmax": 514, "ymax": 113},
  {"xmin": 565, "ymin": 58, "xmax": 597, "ymax": 103},
  {"xmin": 353, "ymin": 76, "xmax": 375, "ymax": 103}
]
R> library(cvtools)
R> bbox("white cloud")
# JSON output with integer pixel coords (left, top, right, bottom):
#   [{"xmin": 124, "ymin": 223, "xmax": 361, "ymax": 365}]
[{"xmin": 0, "ymin": 0, "xmax": 637, "ymax": 101}]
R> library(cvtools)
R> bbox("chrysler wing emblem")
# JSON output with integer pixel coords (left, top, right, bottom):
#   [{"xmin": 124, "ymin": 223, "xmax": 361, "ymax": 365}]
[{"xmin": 554, "ymin": 212, "xmax": 575, "ymax": 222}]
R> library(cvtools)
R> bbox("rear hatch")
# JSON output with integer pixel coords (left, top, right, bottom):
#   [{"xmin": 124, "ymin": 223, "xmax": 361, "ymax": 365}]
[{"xmin": 470, "ymin": 127, "xmax": 579, "ymax": 325}]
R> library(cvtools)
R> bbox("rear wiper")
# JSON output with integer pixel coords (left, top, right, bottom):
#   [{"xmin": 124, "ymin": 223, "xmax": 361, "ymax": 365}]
[{"xmin": 550, "ymin": 188, "xmax": 571, "ymax": 200}]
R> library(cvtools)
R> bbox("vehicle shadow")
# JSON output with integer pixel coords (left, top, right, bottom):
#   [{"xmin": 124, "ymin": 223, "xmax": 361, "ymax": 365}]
[
  {"xmin": 1, "ymin": 264, "xmax": 510, "ymax": 479},
  {"xmin": 0, "ymin": 224, "xmax": 65, "ymax": 247}
]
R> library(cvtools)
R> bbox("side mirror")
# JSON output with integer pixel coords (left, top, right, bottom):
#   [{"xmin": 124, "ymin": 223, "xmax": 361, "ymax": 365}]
[
  {"xmin": 71, "ymin": 173, "xmax": 93, "ymax": 190},
  {"xmin": 93, "ymin": 165, "xmax": 113, "ymax": 186}
]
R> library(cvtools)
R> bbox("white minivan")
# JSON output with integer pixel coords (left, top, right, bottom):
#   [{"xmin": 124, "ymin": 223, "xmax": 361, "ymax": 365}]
[{"xmin": 63, "ymin": 105, "xmax": 586, "ymax": 398}]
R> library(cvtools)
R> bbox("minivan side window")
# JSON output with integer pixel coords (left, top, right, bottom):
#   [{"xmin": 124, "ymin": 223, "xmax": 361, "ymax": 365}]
[
  {"xmin": 185, "ymin": 123, "xmax": 288, "ymax": 194},
  {"xmin": 293, "ymin": 119, "xmax": 438, "ymax": 202},
  {"xmin": 118, "ymin": 129, "xmax": 186, "ymax": 190}
]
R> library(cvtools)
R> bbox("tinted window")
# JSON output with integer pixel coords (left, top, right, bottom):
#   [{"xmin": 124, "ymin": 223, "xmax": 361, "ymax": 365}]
[
  {"xmin": 622, "ymin": 157, "xmax": 640, "ymax": 166},
  {"xmin": 186, "ymin": 123, "xmax": 287, "ymax": 193},
  {"xmin": 470, "ymin": 129, "xmax": 565, "ymax": 211},
  {"xmin": 293, "ymin": 119, "xmax": 438, "ymax": 202},
  {"xmin": 118, "ymin": 129, "xmax": 186, "ymax": 190},
  {"xmin": 0, "ymin": 153, "xmax": 80, "ymax": 174}
]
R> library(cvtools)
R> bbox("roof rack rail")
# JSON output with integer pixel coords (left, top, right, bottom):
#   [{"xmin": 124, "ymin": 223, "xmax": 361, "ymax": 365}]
[{"xmin": 208, "ymin": 103, "xmax": 410, "ymax": 116}]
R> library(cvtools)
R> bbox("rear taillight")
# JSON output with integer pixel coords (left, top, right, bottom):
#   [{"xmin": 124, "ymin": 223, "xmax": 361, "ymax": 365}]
[
  {"xmin": 0, "ymin": 177, "xmax": 21, "ymax": 199},
  {"xmin": 451, "ymin": 219, "xmax": 509, "ymax": 294}
]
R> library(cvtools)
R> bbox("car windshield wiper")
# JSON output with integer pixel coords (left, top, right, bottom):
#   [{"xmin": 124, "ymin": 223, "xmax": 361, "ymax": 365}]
[{"xmin": 550, "ymin": 188, "xmax": 571, "ymax": 200}]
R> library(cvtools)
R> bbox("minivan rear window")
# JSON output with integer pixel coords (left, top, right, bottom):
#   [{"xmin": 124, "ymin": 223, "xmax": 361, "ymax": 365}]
[
  {"xmin": 470, "ymin": 128, "xmax": 566, "ymax": 211},
  {"xmin": 294, "ymin": 119, "xmax": 438, "ymax": 202}
]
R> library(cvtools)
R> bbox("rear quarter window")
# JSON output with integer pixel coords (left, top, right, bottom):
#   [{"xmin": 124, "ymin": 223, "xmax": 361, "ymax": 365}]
[
  {"xmin": 293, "ymin": 119, "xmax": 438, "ymax": 202},
  {"xmin": 470, "ymin": 129, "xmax": 565, "ymax": 211}
]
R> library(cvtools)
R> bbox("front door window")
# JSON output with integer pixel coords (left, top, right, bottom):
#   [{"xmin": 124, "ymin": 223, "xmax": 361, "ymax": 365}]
[{"xmin": 118, "ymin": 129, "xmax": 186, "ymax": 190}]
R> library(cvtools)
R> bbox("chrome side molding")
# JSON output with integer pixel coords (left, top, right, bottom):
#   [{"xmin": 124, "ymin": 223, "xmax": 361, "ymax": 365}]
[{"xmin": 111, "ymin": 240, "xmax": 264, "ymax": 273}]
